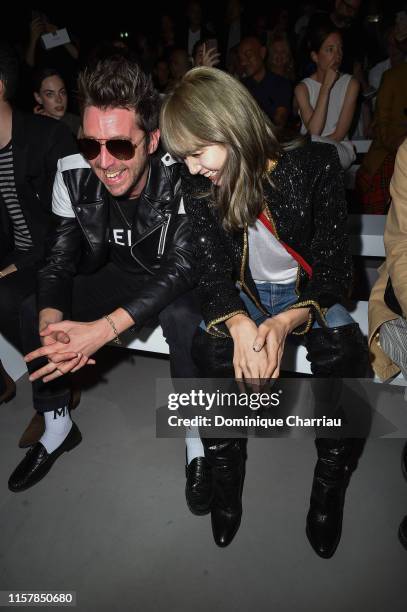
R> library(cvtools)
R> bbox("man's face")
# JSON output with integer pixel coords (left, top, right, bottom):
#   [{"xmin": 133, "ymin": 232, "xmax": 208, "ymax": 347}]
[
  {"xmin": 238, "ymin": 38, "xmax": 265, "ymax": 79},
  {"xmin": 334, "ymin": 0, "xmax": 361, "ymax": 26},
  {"xmin": 82, "ymin": 106, "xmax": 159, "ymax": 199}
]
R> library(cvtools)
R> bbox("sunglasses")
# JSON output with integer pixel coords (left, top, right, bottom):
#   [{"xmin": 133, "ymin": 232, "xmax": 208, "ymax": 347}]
[{"xmin": 77, "ymin": 135, "xmax": 145, "ymax": 161}]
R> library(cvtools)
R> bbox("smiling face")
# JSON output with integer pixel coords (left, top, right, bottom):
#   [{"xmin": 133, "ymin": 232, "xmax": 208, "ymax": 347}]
[
  {"xmin": 82, "ymin": 106, "xmax": 159, "ymax": 199},
  {"xmin": 184, "ymin": 144, "xmax": 228, "ymax": 186},
  {"xmin": 312, "ymin": 32, "xmax": 343, "ymax": 72},
  {"xmin": 34, "ymin": 75, "xmax": 67, "ymax": 119}
]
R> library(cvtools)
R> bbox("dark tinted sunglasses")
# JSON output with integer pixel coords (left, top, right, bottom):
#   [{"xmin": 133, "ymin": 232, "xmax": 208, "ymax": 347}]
[{"xmin": 78, "ymin": 136, "xmax": 145, "ymax": 161}]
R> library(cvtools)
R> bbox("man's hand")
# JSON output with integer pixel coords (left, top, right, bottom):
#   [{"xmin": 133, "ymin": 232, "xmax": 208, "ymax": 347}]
[
  {"xmin": 25, "ymin": 318, "xmax": 110, "ymax": 382},
  {"xmin": 39, "ymin": 308, "xmax": 68, "ymax": 346}
]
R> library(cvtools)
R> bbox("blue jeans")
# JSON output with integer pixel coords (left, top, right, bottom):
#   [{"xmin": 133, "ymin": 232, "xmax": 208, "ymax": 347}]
[{"xmin": 240, "ymin": 281, "xmax": 354, "ymax": 329}]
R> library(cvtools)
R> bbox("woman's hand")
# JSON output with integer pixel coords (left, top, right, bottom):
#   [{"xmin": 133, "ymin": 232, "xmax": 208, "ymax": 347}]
[
  {"xmin": 253, "ymin": 307, "xmax": 311, "ymax": 378},
  {"xmin": 226, "ymin": 314, "xmax": 270, "ymax": 384},
  {"xmin": 322, "ymin": 61, "xmax": 339, "ymax": 92}
]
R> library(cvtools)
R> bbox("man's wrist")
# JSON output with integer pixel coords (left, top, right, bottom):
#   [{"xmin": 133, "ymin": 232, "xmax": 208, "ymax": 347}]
[{"xmin": 100, "ymin": 315, "xmax": 121, "ymax": 345}]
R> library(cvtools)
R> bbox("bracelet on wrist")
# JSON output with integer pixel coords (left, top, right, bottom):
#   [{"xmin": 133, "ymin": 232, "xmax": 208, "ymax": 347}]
[{"xmin": 104, "ymin": 314, "xmax": 122, "ymax": 345}]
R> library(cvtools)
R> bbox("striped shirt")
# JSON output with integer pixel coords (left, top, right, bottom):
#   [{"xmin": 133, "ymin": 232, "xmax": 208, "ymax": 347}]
[{"xmin": 0, "ymin": 141, "xmax": 32, "ymax": 251}]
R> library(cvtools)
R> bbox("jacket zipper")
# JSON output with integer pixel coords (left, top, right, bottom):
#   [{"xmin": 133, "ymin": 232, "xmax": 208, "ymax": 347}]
[{"xmin": 157, "ymin": 212, "xmax": 171, "ymax": 257}]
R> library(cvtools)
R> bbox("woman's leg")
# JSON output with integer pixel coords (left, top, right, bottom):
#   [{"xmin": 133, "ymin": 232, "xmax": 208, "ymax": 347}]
[{"xmin": 304, "ymin": 303, "xmax": 369, "ymax": 558}]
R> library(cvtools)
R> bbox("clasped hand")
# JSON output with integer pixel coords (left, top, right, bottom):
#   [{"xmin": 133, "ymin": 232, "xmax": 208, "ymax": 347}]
[
  {"xmin": 229, "ymin": 315, "xmax": 290, "ymax": 385},
  {"xmin": 24, "ymin": 320, "xmax": 109, "ymax": 383}
]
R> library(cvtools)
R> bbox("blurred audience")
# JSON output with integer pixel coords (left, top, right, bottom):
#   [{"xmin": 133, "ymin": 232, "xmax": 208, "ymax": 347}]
[{"xmin": 239, "ymin": 36, "xmax": 292, "ymax": 127}]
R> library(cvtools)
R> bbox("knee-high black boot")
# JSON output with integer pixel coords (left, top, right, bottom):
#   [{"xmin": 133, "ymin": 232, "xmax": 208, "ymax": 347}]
[
  {"xmin": 304, "ymin": 322, "xmax": 369, "ymax": 558},
  {"xmin": 203, "ymin": 437, "xmax": 245, "ymax": 548}
]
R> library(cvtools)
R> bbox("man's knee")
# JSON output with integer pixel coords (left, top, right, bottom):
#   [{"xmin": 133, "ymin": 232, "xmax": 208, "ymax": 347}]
[{"xmin": 159, "ymin": 291, "xmax": 201, "ymax": 343}]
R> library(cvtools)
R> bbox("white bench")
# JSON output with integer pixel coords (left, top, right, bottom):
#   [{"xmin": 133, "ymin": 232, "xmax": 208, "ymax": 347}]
[
  {"xmin": 348, "ymin": 214, "xmax": 385, "ymax": 257},
  {"xmin": 0, "ymin": 214, "xmax": 385, "ymax": 382}
]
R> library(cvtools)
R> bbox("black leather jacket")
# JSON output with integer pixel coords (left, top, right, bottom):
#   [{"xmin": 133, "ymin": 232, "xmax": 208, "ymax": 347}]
[
  {"xmin": 37, "ymin": 151, "xmax": 195, "ymax": 329},
  {"xmin": 0, "ymin": 110, "xmax": 76, "ymax": 268},
  {"xmin": 181, "ymin": 142, "xmax": 352, "ymax": 336}
]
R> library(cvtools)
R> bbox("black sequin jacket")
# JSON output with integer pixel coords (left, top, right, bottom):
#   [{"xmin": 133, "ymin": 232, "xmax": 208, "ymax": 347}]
[{"xmin": 181, "ymin": 142, "xmax": 352, "ymax": 337}]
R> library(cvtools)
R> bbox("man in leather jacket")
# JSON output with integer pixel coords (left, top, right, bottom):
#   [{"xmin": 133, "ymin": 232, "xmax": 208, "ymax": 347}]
[{"xmin": 8, "ymin": 56, "xmax": 201, "ymax": 492}]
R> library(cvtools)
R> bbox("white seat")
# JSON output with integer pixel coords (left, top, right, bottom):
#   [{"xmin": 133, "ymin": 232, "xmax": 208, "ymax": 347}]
[{"xmin": 348, "ymin": 214, "xmax": 386, "ymax": 257}]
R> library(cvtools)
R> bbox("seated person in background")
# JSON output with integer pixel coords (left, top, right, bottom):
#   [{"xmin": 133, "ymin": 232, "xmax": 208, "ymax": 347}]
[
  {"xmin": 239, "ymin": 36, "xmax": 292, "ymax": 128},
  {"xmin": 33, "ymin": 67, "xmax": 80, "ymax": 136},
  {"xmin": 267, "ymin": 33, "xmax": 296, "ymax": 82},
  {"xmin": 368, "ymin": 137, "xmax": 407, "ymax": 550},
  {"xmin": 294, "ymin": 17, "xmax": 359, "ymax": 170},
  {"xmin": 0, "ymin": 44, "xmax": 76, "ymax": 404},
  {"xmin": 368, "ymin": 23, "xmax": 405, "ymax": 105},
  {"xmin": 356, "ymin": 22, "xmax": 407, "ymax": 214}
]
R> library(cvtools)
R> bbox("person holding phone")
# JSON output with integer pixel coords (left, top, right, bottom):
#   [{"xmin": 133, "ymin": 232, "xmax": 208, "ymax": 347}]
[{"xmin": 160, "ymin": 66, "xmax": 368, "ymax": 553}]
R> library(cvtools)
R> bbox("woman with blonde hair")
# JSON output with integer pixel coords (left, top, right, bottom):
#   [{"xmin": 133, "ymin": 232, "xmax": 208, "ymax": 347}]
[{"xmin": 160, "ymin": 67, "xmax": 367, "ymax": 554}]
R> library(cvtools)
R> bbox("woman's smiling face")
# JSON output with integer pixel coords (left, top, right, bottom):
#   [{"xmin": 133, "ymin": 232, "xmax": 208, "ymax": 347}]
[{"xmin": 184, "ymin": 144, "xmax": 228, "ymax": 186}]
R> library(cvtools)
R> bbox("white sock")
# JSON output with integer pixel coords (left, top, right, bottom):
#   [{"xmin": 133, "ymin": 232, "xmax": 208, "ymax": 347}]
[
  {"xmin": 185, "ymin": 426, "xmax": 205, "ymax": 464},
  {"xmin": 40, "ymin": 405, "xmax": 72, "ymax": 454}
]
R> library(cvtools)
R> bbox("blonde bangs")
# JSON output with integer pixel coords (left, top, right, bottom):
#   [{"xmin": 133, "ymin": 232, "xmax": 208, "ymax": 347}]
[{"xmin": 160, "ymin": 96, "xmax": 209, "ymax": 159}]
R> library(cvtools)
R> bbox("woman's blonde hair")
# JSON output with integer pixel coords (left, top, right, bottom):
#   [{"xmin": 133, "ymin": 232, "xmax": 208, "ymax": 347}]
[{"xmin": 160, "ymin": 67, "xmax": 298, "ymax": 231}]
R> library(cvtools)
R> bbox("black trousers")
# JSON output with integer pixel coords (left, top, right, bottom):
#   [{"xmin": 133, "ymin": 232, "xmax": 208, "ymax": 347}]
[
  {"xmin": 0, "ymin": 252, "xmax": 38, "ymax": 352},
  {"xmin": 20, "ymin": 262, "xmax": 202, "ymax": 413}
]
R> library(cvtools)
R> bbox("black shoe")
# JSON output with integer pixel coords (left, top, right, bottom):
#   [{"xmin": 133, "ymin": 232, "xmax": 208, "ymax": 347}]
[
  {"xmin": 398, "ymin": 516, "xmax": 407, "ymax": 550},
  {"xmin": 8, "ymin": 423, "xmax": 82, "ymax": 492},
  {"xmin": 207, "ymin": 439, "xmax": 244, "ymax": 548},
  {"xmin": 306, "ymin": 438, "xmax": 353, "ymax": 559},
  {"xmin": 185, "ymin": 456, "xmax": 213, "ymax": 515}
]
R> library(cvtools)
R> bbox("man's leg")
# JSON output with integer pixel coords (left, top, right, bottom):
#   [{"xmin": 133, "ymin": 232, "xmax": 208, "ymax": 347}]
[
  {"xmin": 9, "ymin": 264, "xmax": 149, "ymax": 492},
  {"xmin": 158, "ymin": 291, "xmax": 212, "ymax": 514},
  {"xmin": 304, "ymin": 304, "xmax": 369, "ymax": 558},
  {"xmin": 378, "ymin": 318, "xmax": 407, "ymax": 550}
]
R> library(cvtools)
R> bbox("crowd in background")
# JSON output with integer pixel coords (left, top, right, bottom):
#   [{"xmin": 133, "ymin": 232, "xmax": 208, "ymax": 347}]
[{"xmin": 3, "ymin": 1, "xmax": 407, "ymax": 211}]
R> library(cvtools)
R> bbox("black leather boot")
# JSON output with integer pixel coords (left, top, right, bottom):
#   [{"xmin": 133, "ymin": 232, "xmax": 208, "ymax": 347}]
[
  {"xmin": 306, "ymin": 437, "xmax": 353, "ymax": 558},
  {"xmin": 203, "ymin": 438, "xmax": 245, "ymax": 548},
  {"xmin": 185, "ymin": 455, "xmax": 213, "ymax": 515},
  {"xmin": 304, "ymin": 323, "xmax": 369, "ymax": 558}
]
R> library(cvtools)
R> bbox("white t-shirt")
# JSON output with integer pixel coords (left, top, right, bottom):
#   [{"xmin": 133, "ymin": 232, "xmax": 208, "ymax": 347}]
[{"xmin": 248, "ymin": 219, "xmax": 298, "ymax": 284}]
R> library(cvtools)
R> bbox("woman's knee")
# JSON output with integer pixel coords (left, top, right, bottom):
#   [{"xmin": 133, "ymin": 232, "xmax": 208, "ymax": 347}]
[{"xmin": 313, "ymin": 303, "xmax": 355, "ymax": 329}]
